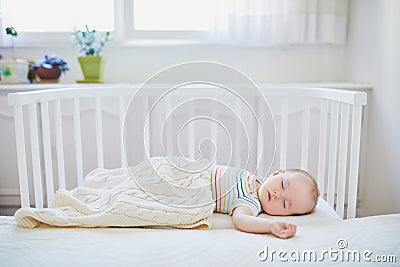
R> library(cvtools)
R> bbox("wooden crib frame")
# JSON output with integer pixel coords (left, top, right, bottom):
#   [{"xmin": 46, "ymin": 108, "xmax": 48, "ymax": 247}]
[{"xmin": 8, "ymin": 85, "xmax": 367, "ymax": 219}]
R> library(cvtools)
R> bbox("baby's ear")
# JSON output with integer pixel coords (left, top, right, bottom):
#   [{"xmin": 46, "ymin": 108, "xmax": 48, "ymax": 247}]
[{"xmin": 273, "ymin": 169, "xmax": 285, "ymax": 176}]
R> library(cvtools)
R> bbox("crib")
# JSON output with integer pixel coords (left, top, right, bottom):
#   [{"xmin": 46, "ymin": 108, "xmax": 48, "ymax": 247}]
[{"xmin": 8, "ymin": 83, "xmax": 367, "ymax": 220}]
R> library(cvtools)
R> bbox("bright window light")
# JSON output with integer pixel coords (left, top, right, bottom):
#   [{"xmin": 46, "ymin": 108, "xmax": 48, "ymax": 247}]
[
  {"xmin": 1, "ymin": 0, "xmax": 114, "ymax": 32},
  {"xmin": 134, "ymin": 0, "xmax": 215, "ymax": 30}
]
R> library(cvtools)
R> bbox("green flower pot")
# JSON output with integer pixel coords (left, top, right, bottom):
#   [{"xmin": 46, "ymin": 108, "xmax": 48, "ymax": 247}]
[{"xmin": 77, "ymin": 56, "xmax": 104, "ymax": 83}]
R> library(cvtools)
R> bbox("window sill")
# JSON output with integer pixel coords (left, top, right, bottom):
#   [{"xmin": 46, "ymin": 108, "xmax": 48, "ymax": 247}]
[
  {"xmin": 116, "ymin": 39, "xmax": 210, "ymax": 47},
  {"xmin": 1, "ymin": 39, "xmax": 214, "ymax": 48},
  {"xmin": 0, "ymin": 82, "xmax": 373, "ymax": 96}
]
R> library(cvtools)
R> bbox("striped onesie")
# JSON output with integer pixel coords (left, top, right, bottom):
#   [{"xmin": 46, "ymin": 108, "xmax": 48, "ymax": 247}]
[{"xmin": 210, "ymin": 165, "xmax": 262, "ymax": 216}]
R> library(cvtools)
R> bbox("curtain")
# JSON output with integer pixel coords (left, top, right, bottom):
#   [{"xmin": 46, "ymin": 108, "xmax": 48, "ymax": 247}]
[{"xmin": 211, "ymin": 0, "xmax": 349, "ymax": 46}]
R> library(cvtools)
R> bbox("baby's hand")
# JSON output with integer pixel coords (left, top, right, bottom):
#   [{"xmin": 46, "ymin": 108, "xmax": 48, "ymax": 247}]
[{"xmin": 270, "ymin": 222, "xmax": 297, "ymax": 239}]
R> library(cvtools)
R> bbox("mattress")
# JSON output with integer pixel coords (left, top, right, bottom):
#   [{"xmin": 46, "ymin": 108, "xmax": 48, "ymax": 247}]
[{"xmin": 1, "ymin": 199, "xmax": 399, "ymax": 267}]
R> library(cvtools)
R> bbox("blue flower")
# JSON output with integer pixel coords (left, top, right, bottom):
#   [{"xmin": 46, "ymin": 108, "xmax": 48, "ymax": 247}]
[{"xmin": 31, "ymin": 55, "xmax": 69, "ymax": 73}]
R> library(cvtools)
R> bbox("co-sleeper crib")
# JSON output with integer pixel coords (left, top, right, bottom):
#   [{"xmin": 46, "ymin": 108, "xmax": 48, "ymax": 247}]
[{"xmin": 8, "ymin": 84, "xmax": 367, "ymax": 220}]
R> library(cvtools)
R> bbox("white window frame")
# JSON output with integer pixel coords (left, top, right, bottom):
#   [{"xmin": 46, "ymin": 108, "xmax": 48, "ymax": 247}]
[
  {"xmin": 0, "ymin": 0, "xmax": 211, "ymax": 48},
  {"xmin": 116, "ymin": 0, "xmax": 210, "ymax": 44}
]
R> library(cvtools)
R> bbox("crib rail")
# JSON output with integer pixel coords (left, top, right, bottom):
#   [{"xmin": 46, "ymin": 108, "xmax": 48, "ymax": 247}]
[{"xmin": 8, "ymin": 85, "xmax": 367, "ymax": 219}]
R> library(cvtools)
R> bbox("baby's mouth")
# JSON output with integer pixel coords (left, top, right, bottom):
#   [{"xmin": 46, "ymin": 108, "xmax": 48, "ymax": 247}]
[{"xmin": 268, "ymin": 190, "xmax": 271, "ymax": 202}]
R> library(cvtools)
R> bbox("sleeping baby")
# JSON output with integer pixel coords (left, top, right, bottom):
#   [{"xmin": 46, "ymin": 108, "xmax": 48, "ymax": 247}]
[
  {"xmin": 211, "ymin": 166, "xmax": 319, "ymax": 239},
  {"xmin": 15, "ymin": 156, "xmax": 318, "ymax": 234}
]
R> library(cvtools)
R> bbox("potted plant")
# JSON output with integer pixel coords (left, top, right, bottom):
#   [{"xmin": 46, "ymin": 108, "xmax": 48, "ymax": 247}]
[
  {"xmin": 0, "ymin": 26, "xmax": 29, "ymax": 84},
  {"xmin": 31, "ymin": 55, "xmax": 69, "ymax": 83},
  {"xmin": 73, "ymin": 25, "xmax": 110, "ymax": 83}
]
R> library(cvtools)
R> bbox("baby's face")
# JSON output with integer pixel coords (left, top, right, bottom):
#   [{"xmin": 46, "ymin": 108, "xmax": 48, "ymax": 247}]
[{"xmin": 258, "ymin": 170, "xmax": 315, "ymax": 216}]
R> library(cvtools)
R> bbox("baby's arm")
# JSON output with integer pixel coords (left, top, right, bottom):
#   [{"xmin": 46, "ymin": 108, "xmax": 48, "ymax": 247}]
[{"xmin": 232, "ymin": 206, "xmax": 297, "ymax": 239}]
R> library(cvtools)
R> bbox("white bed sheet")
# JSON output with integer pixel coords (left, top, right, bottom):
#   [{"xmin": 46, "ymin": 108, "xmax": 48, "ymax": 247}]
[{"xmin": 1, "ymin": 199, "xmax": 399, "ymax": 267}]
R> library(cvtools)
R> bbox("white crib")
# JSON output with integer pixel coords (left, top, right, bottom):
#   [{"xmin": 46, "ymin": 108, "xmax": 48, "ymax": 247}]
[{"xmin": 8, "ymin": 84, "xmax": 367, "ymax": 219}]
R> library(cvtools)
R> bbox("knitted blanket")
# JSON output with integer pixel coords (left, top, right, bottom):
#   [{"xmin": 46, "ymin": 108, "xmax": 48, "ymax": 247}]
[{"xmin": 15, "ymin": 157, "xmax": 215, "ymax": 229}]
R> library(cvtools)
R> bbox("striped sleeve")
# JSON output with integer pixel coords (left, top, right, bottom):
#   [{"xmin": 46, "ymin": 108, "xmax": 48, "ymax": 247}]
[
  {"xmin": 211, "ymin": 165, "xmax": 262, "ymax": 216},
  {"xmin": 229, "ymin": 169, "xmax": 262, "ymax": 216}
]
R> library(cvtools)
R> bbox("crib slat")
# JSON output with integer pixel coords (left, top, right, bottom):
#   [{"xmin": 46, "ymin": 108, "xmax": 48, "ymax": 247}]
[
  {"xmin": 327, "ymin": 101, "xmax": 340, "ymax": 207},
  {"xmin": 301, "ymin": 100, "xmax": 310, "ymax": 170},
  {"xmin": 14, "ymin": 105, "xmax": 30, "ymax": 208},
  {"xmin": 188, "ymin": 101, "xmax": 195, "ymax": 159},
  {"xmin": 73, "ymin": 98, "xmax": 84, "ymax": 186},
  {"xmin": 29, "ymin": 103, "xmax": 43, "ymax": 208},
  {"xmin": 317, "ymin": 100, "xmax": 328, "ymax": 198},
  {"xmin": 54, "ymin": 100, "xmax": 66, "ymax": 190},
  {"xmin": 256, "ymin": 97, "xmax": 264, "ymax": 177},
  {"xmin": 95, "ymin": 97, "xmax": 104, "ymax": 168},
  {"xmin": 143, "ymin": 96, "xmax": 150, "ymax": 157},
  {"xmin": 336, "ymin": 103, "xmax": 350, "ymax": 218},
  {"xmin": 347, "ymin": 105, "xmax": 363, "ymax": 219},
  {"xmin": 280, "ymin": 98, "xmax": 288, "ymax": 169},
  {"xmin": 119, "ymin": 96, "xmax": 126, "ymax": 167},
  {"xmin": 40, "ymin": 100, "xmax": 54, "ymax": 205},
  {"xmin": 165, "ymin": 96, "xmax": 173, "ymax": 156},
  {"xmin": 235, "ymin": 98, "xmax": 242, "ymax": 168},
  {"xmin": 211, "ymin": 98, "xmax": 218, "ymax": 163}
]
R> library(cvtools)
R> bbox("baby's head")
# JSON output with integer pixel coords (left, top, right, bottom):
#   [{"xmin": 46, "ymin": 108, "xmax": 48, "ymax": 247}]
[{"xmin": 257, "ymin": 169, "xmax": 319, "ymax": 216}]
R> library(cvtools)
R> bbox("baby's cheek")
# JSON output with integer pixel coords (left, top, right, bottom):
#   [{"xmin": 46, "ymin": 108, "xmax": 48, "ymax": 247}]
[
  {"xmin": 263, "ymin": 201, "xmax": 276, "ymax": 214},
  {"xmin": 266, "ymin": 203, "xmax": 286, "ymax": 216}
]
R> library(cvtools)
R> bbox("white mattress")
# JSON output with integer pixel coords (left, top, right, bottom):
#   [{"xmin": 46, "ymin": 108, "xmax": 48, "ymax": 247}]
[{"xmin": 1, "ymin": 199, "xmax": 399, "ymax": 267}]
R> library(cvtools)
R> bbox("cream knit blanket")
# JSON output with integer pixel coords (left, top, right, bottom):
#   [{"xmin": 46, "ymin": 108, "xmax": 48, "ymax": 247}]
[{"xmin": 15, "ymin": 157, "xmax": 215, "ymax": 229}]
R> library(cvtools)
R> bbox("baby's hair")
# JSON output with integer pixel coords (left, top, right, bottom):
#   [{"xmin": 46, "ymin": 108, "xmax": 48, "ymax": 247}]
[{"xmin": 286, "ymin": 169, "xmax": 319, "ymax": 214}]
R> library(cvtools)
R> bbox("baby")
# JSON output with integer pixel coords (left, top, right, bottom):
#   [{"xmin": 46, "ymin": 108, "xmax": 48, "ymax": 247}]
[{"xmin": 211, "ymin": 166, "xmax": 319, "ymax": 239}]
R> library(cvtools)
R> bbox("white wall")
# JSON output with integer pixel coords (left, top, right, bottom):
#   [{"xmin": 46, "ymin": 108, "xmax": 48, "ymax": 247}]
[
  {"xmin": 3, "ymin": 45, "xmax": 346, "ymax": 84},
  {"xmin": 347, "ymin": 0, "xmax": 400, "ymax": 216}
]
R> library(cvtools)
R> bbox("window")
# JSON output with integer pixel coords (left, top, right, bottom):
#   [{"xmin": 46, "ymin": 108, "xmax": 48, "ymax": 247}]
[
  {"xmin": 0, "ymin": 0, "xmax": 215, "ymax": 46},
  {"xmin": 122, "ymin": 0, "xmax": 216, "ymax": 41},
  {"xmin": 1, "ymin": 0, "xmax": 348, "ymax": 47},
  {"xmin": 0, "ymin": 0, "xmax": 114, "ymax": 46},
  {"xmin": 133, "ymin": 0, "xmax": 215, "ymax": 30},
  {"xmin": 1, "ymin": 0, "xmax": 114, "ymax": 32}
]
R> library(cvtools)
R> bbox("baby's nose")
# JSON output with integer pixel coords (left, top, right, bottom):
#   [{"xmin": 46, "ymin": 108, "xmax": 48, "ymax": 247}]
[{"xmin": 273, "ymin": 190, "xmax": 281, "ymax": 199}]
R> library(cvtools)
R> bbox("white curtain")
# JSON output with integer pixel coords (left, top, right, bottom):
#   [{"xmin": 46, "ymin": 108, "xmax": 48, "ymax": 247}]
[{"xmin": 212, "ymin": 0, "xmax": 349, "ymax": 46}]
